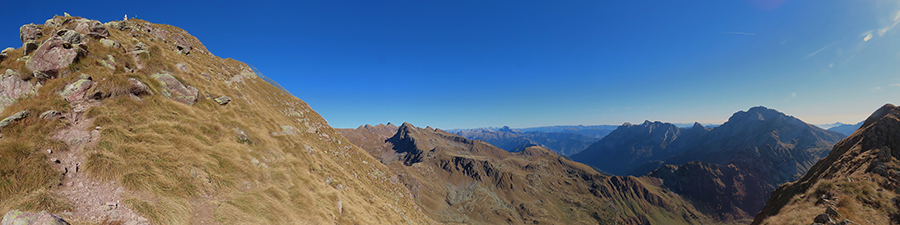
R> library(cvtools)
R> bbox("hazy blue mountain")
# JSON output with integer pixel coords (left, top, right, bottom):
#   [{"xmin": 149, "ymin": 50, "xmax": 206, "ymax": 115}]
[
  {"xmin": 827, "ymin": 121, "xmax": 864, "ymax": 136},
  {"xmin": 454, "ymin": 126, "xmax": 599, "ymax": 156}
]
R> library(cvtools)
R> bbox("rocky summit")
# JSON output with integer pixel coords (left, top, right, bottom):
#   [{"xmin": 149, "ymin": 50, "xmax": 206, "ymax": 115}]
[{"xmin": 0, "ymin": 15, "xmax": 430, "ymax": 224}]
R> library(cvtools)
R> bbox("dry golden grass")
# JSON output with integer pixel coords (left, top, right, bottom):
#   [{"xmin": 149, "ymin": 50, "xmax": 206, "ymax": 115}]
[{"xmin": 0, "ymin": 16, "xmax": 432, "ymax": 224}]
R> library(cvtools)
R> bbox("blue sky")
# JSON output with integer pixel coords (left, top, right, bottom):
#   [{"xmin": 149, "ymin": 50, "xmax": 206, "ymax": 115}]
[{"xmin": 3, "ymin": 0, "xmax": 900, "ymax": 129}]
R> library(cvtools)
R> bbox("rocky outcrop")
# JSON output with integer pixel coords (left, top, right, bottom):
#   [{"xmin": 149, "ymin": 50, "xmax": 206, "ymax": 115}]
[
  {"xmin": 0, "ymin": 110, "xmax": 29, "ymax": 129},
  {"xmin": 59, "ymin": 74, "xmax": 93, "ymax": 102},
  {"xmin": 0, "ymin": 69, "xmax": 37, "ymax": 113},
  {"xmin": 19, "ymin": 24, "xmax": 42, "ymax": 43},
  {"xmin": 59, "ymin": 30, "xmax": 84, "ymax": 45},
  {"xmin": 26, "ymin": 37, "xmax": 78, "ymax": 79},
  {"xmin": 1, "ymin": 210, "xmax": 69, "ymax": 225},
  {"xmin": 40, "ymin": 110, "xmax": 62, "ymax": 120},
  {"xmin": 127, "ymin": 78, "xmax": 149, "ymax": 96},
  {"xmin": 0, "ymin": 48, "xmax": 13, "ymax": 62},
  {"xmin": 170, "ymin": 34, "xmax": 192, "ymax": 55},
  {"xmin": 213, "ymin": 96, "xmax": 231, "ymax": 105},
  {"xmin": 74, "ymin": 20, "xmax": 108, "ymax": 39},
  {"xmin": 150, "ymin": 73, "xmax": 198, "ymax": 105}
]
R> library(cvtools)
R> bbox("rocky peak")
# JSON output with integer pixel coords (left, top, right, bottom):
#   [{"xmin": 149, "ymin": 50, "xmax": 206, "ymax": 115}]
[
  {"xmin": 691, "ymin": 122, "xmax": 705, "ymax": 130},
  {"xmin": 498, "ymin": 125, "xmax": 515, "ymax": 133}
]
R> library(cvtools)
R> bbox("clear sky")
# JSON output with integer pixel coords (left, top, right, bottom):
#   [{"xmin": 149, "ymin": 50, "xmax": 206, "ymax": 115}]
[{"xmin": 3, "ymin": 0, "xmax": 900, "ymax": 129}]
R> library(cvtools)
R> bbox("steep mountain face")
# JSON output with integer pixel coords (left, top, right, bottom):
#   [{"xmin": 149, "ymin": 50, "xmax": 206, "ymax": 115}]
[
  {"xmin": 453, "ymin": 126, "xmax": 599, "ymax": 156},
  {"xmin": 827, "ymin": 121, "xmax": 864, "ymax": 136},
  {"xmin": 0, "ymin": 15, "xmax": 430, "ymax": 224},
  {"xmin": 572, "ymin": 121, "xmax": 709, "ymax": 176},
  {"xmin": 649, "ymin": 162, "xmax": 772, "ymax": 221},
  {"xmin": 753, "ymin": 104, "xmax": 900, "ymax": 225},
  {"xmin": 340, "ymin": 123, "xmax": 714, "ymax": 224}
]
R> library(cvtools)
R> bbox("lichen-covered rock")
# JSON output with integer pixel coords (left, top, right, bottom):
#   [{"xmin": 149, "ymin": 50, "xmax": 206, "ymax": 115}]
[
  {"xmin": 0, "ymin": 69, "xmax": 37, "ymax": 113},
  {"xmin": 213, "ymin": 96, "xmax": 231, "ymax": 105},
  {"xmin": 127, "ymin": 77, "xmax": 150, "ymax": 96},
  {"xmin": 281, "ymin": 125, "xmax": 296, "ymax": 135},
  {"xmin": 60, "ymin": 30, "xmax": 85, "ymax": 45},
  {"xmin": 150, "ymin": 73, "xmax": 198, "ymax": 105},
  {"xmin": 1, "ymin": 210, "xmax": 69, "ymax": 225},
  {"xmin": 151, "ymin": 28, "xmax": 168, "ymax": 41},
  {"xmin": 104, "ymin": 21, "xmax": 124, "ymax": 30},
  {"xmin": 26, "ymin": 37, "xmax": 78, "ymax": 79},
  {"xmin": 75, "ymin": 20, "xmax": 108, "ymax": 39},
  {"xmin": 101, "ymin": 55, "xmax": 116, "ymax": 70},
  {"xmin": 240, "ymin": 67, "xmax": 258, "ymax": 79},
  {"xmin": 99, "ymin": 38, "xmax": 120, "ymax": 48},
  {"xmin": 19, "ymin": 24, "xmax": 42, "ymax": 43},
  {"xmin": 39, "ymin": 110, "xmax": 62, "ymax": 120},
  {"xmin": 0, "ymin": 110, "xmax": 30, "ymax": 129},
  {"xmin": 59, "ymin": 74, "xmax": 93, "ymax": 102}
]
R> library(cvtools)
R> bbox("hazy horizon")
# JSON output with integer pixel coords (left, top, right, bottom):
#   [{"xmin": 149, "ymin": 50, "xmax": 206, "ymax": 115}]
[{"xmin": 3, "ymin": 0, "xmax": 898, "ymax": 129}]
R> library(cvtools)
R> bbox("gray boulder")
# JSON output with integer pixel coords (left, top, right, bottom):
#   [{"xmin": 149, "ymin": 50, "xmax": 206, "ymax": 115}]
[
  {"xmin": 127, "ymin": 77, "xmax": 150, "ymax": 96},
  {"xmin": 75, "ymin": 20, "xmax": 109, "ymax": 38},
  {"xmin": 19, "ymin": 24, "xmax": 42, "ymax": 43},
  {"xmin": 0, "ymin": 69, "xmax": 37, "ymax": 113},
  {"xmin": 26, "ymin": 37, "xmax": 78, "ymax": 79},
  {"xmin": 60, "ymin": 30, "xmax": 85, "ymax": 45},
  {"xmin": 150, "ymin": 73, "xmax": 198, "ymax": 105},
  {"xmin": 1, "ymin": 210, "xmax": 69, "ymax": 225},
  {"xmin": 0, "ymin": 110, "xmax": 29, "ymax": 129},
  {"xmin": 99, "ymin": 39, "xmax": 120, "ymax": 48},
  {"xmin": 59, "ymin": 74, "xmax": 93, "ymax": 102}
]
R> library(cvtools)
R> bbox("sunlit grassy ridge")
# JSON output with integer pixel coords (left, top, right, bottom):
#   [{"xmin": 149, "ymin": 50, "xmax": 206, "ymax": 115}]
[{"xmin": 0, "ymin": 15, "xmax": 431, "ymax": 224}]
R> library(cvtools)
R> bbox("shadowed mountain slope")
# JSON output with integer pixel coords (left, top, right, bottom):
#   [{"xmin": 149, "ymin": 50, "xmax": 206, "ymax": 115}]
[
  {"xmin": 0, "ymin": 15, "xmax": 431, "ymax": 224},
  {"xmin": 753, "ymin": 104, "xmax": 900, "ymax": 225},
  {"xmin": 339, "ymin": 123, "xmax": 714, "ymax": 224}
]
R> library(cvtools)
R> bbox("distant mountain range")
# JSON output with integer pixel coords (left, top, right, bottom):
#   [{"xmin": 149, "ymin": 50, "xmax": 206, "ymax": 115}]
[
  {"xmin": 826, "ymin": 121, "xmax": 864, "ymax": 136},
  {"xmin": 452, "ymin": 126, "xmax": 600, "ymax": 156},
  {"xmin": 571, "ymin": 106, "xmax": 846, "ymax": 220},
  {"xmin": 754, "ymin": 104, "xmax": 900, "ymax": 224},
  {"xmin": 338, "ymin": 123, "xmax": 714, "ymax": 224}
]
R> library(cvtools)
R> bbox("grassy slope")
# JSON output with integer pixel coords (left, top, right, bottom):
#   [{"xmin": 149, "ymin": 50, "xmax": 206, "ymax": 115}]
[{"xmin": 0, "ymin": 16, "xmax": 431, "ymax": 224}]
